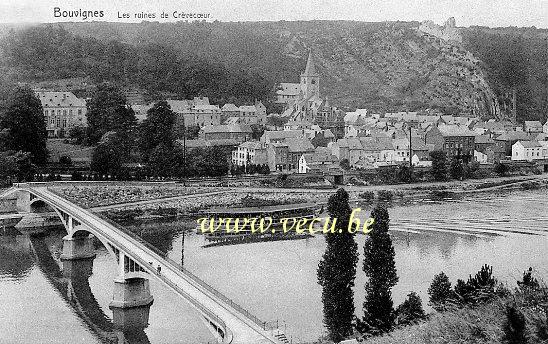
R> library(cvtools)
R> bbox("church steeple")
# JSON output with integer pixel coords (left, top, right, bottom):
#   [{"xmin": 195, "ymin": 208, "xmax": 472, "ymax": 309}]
[
  {"xmin": 303, "ymin": 50, "xmax": 317, "ymax": 76},
  {"xmin": 300, "ymin": 50, "xmax": 320, "ymax": 100}
]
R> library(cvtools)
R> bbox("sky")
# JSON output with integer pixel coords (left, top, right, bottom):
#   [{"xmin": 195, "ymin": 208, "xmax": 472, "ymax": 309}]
[{"xmin": 0, "ymin": 0, "xmax": 547, "ymax": 28}]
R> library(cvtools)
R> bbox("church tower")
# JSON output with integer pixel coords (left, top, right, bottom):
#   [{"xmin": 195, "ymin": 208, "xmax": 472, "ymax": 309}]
[{"xmin": 300, "ymin": 50, "xmax": 320, "ymax": 100}]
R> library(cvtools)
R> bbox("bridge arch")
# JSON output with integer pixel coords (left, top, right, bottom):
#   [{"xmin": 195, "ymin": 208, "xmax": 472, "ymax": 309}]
[{"xmin": 23, "ymin": 189, "xmax": 152, "ymax": 282}]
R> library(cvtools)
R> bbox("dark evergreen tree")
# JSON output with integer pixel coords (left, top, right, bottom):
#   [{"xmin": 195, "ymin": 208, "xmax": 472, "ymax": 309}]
[
  {"xmin": 449, "ymin": 157, "xmax": 465, "ymax": 180},
  {"xmin": 361, "ymin": 206, "xmax": 398, "ymax": 335},
  {"xmin": 138, "ymin": 100, "xmax": 176, "ymax": 161},
  {"xmin": 317, "ymin": 188, "xmax": 358, "ymax": 343},
  {"xmin": 430, "ymin": 150, "xmax": 447, "ymax": 181},
  {"xmin": 428, "ymin": 272, "xmax": 453, "ymax": 311},
  {"xmin": 518, "ymin": 267, "xmax": 540, "ymax": 290},
  {"xmin": 0, "ymin": 86, "xmax": 47, "ymax": 164},
  {"xmin": 395, "ymin": 292, "xmax": 426, "ymax": 326}
]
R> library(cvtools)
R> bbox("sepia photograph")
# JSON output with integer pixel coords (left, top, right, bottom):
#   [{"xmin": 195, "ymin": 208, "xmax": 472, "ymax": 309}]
[{"xmin": 0, "ymin": 1, "xmax": 547, "ymax": 343}]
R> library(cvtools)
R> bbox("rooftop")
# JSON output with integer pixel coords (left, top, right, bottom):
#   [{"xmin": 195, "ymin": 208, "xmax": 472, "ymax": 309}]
[{"xmin": 36, "ymin": 91, "xmax": 86, "ymax": 108}]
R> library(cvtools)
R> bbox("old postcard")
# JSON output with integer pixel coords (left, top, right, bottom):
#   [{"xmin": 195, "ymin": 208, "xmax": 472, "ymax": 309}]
[{"xmin": 0, "ymin": 1, "xmax": 547, "ymax": 343}]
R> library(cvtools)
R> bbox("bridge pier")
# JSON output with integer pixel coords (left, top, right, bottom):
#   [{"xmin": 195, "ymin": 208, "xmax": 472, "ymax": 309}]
[
  {"xmin": 110, "ymin": 277, "xmax": 154, "ymax": 330},
  {"xmin": 62, "ymin": 256, "xmax": 94, "ymax": 278},
  {"xmin": 60, "ymin": 235, "xmax": 96, "ymax": 261}
]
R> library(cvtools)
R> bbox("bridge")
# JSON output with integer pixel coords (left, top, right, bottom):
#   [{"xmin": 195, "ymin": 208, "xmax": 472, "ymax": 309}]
[{"xmin": 1, "ymin": 183, "xmax": 290, "ymax": 344}]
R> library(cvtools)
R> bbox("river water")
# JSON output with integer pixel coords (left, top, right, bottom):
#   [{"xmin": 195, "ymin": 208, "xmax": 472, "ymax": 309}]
[{"xmin": 1, "ymin": 188, "xmax": 548, "ymax": 343}]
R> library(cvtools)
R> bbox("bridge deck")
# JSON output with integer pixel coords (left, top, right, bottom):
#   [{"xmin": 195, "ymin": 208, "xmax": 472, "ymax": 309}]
[{"xmin": 17, "ymin": 185, "xmax": 284, "ymax": 344}]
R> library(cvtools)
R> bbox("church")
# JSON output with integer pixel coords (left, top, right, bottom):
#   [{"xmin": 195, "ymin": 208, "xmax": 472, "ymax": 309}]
[{"xmin": 276, "ymin": 51, "xmax": 343, "ymax": 136}]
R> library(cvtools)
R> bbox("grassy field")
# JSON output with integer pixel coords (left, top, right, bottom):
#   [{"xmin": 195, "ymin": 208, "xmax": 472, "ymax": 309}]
[{"xmin": 46, "ymin": 139, "xmax": 93, "ymax": 163}]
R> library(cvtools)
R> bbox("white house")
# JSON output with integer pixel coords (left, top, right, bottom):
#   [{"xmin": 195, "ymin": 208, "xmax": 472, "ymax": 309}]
[
  {"xmin": 474, "ymin": 150, "xmax": 488, "ymax": 164},
  {"xmin": 232, "ymin": 141, "xmax": 268, "ymax": 167},
  {"xmin": 411, "ymin": 154, "xmax": 432, "ymax": 167},
  {"xmin": 511, "ymin": 141, "xmax": 546, "ymax": 161}
]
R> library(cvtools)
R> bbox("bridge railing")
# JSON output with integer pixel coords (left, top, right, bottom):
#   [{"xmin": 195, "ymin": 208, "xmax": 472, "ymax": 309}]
[
  {"xmin": 105, "ymin": 214, "xmax": 274, "ymax": 330},
  {"xmin": 62, "ymin": 191, "xmax": 276, "ymax": 332}
]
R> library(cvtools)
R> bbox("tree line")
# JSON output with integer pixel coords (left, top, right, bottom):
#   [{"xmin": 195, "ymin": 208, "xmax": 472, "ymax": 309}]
[
  {"xmin": 0, "ymin": 25, "xmax": 275, "ymax": 106},
  {"xmin": 86, "ymin": 83, "xmax": 235, "ymax": 179}
]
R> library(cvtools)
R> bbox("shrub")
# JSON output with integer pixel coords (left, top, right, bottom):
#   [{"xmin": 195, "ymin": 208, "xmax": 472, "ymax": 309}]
[
  {"xmin": 377, "ymin": 190, "xmax": 393, "ymax": 201},
  {"xmin": 59, "ymin": 155, "xmax": 72, "ymax": 165},
  {"xmin": 518, "ymin": 267, "xmax": 540, "ymax": 290},
  {"xmin": 359, "ymin": 191, "xmax": 375, "ymax": 201},
  {"xmin": 428, "ymin": 272, "xmax": 453, "ymax": 311},
  {"xmin": 494, "ymin": 162, "xmax": 509, "ymax": 176},
  {"xmin": 396, "ymin": 292, "xmax": 426, "ymax": 326},
  {"xmin": 503, "ymin": 304, "xmax": 528, "ymax": 344}
]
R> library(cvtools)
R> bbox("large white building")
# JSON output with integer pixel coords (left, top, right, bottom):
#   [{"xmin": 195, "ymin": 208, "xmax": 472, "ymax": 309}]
[
  {"xmin": 37, "ymin": 91, "xmax": 87, "ymax": 137},
  {"xmin": 511, "ymin": 140, "xmax": 547, "ymax": 161}
]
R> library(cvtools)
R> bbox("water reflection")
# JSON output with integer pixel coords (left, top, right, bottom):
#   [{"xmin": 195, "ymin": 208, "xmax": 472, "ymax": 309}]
[
  {"xmin": 1, "ymin": 232, "xmax": 151, "ymax": 344},
  {"xmin": 0, "ymin": 235, "xmax": 34, "ymax": 279}
]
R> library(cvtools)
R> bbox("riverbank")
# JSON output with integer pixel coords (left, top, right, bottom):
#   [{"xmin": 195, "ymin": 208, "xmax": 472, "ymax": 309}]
[
  {"xmin": 94, "ymin": 174, "xmax": 548, "ymax": 221},
  {"xmin": 332, "ymin": 284, "xmax": 548, "ymax": 344}
]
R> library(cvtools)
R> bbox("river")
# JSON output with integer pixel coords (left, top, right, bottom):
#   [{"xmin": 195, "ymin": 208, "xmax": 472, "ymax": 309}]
[{"xmin": 1, "ymin": 188, "xmax": 547, "ymax": 343}]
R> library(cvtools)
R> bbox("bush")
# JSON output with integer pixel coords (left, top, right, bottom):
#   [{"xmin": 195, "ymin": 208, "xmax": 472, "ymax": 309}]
[
  {"xmin": 518, "ymin": 267, "xmax": 540, "ymax": 290},
  {"xmin": 71, "ymin": 171, "xmax": 83, "ymax": 181},
  {"xmin": 359, "ymin": 191, "xmax": 375, "ymax": 201},
  {"xmin": 396, "ymin": 292, "xmax": 426, "ymax": 326},
  {"xmin": 428, "ymin": 272, "xmax": 453, "ymax": 311},
  {"xmin": 503, "ymin": 305, "xmax": 528, "ymax": 344},
  {"xmin": 454, "ymin": 265, "xmax": 500, "ymax": 305},
  {"xmin": 59, "ymin": 155, "xmax": 72, "ymax": 165},
  {"xmin": 377, "ymin": 190, "xmax": 393, "ymax": 201},
  {"xmin": 494, "ymin": 162, "xmax": 509, "ymax": 176},
  {"xmin": 397, "ymin": 164, "xmax": 414, "ymax": 183}
]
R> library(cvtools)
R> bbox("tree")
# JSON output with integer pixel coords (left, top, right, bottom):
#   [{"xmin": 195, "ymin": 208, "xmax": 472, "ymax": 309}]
[
  {"xmin": 449, "ymin": 157, "xmax": 465, "ymax": 180},
  {"xmin": 428, "ymin": 272, "xmax": 453, "ymax": 311},
  {"xmin": 397, "ymin": 164, "xmax": 413, "ymax": 183},
  {"xmin": 518, "ymin": 267, "xmax": 540, "ymax": 290},
  {"xmin": 395, "ymin": 292, "xmax": 426, "ymax": 326},
  {"xmin": 494, "ymin": 162, "xmax": 509, "ymax": 176},
  {"xmin": 90, "ymin": 133, "xmax": 127, "ymax": 176},
  {"xmin": 360, "ymin": 206, "xmax": 398, "ymax": 335},
  {"xmin": 148, "ymin": 142, "xmax": 177, "ymax": 178},
  {"xmin": 266, "ymin": 115, "xmax": 287, "ymax": 129},
  {"xmin": 250, "ymin": 124, "xmax": 266, "ymax": 140},
  {"xmin": 454, "ymin": 264, "xmax": 498, "ymax": 305},
  {"xmin": 317, "ymin": 188, "xmax": 358, "ymax": 343},
  {"xmin": 0, "ymin": 86, "xmax": 47, "ymax": 164},
  {"xmin": 67, "ymin": 125, "xmax": 86, "ymax": 144},
  {"xmin": 0, "ymin": 151, "xmax": 35, "ymax": 184},
  {"xmin": 430, "ymin": 150, "xmax": 447, "ymax": 181},
  {"xmin": 138, "ymin": 100, "xmax": 176, "ymax": 161},
  {"xmin": 340, "ymin": 158, "xmax": 351, "ymax": 171},
  {"xmin": 86, "ymin": 83, "xmax": 136, "ymax": 144}
]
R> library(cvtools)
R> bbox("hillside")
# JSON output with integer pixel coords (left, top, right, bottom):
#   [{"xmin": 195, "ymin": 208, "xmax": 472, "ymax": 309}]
[{"xmin": 0, "ymin": 20, "xmax": 546, "ymax": 120}]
